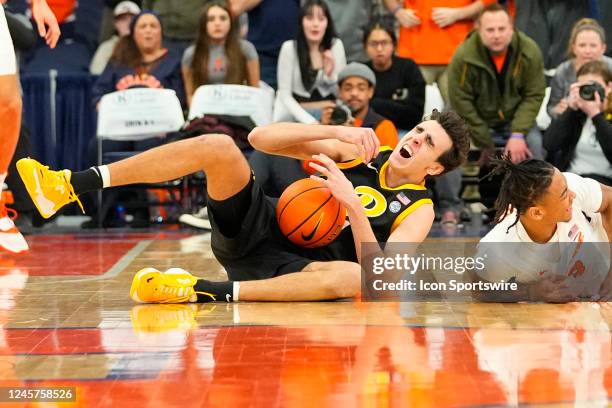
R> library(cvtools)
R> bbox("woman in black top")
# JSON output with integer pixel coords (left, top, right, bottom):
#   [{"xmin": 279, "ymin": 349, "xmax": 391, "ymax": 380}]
[{"xmin": 364, "ymin": 20, "xmax": 425, "ymax": 131}]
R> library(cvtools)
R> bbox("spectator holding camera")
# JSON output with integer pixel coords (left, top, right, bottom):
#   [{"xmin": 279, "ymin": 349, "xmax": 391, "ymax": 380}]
[
  {"xmin": 181, "ymin": 0, "xmax": 259, "ymax": 106},
  {"xmin": 93, "ymin": 11, "xmax": 185, "ymax": 107},
  {"xmin": 544, "ymin": 60, "xmax": 612, "ymax": 186},
  {"xmin": 364, "ymin": 21, "xmax": 425, "ymax": 132},
  {"xmin": 321, "ymin": 62, "xmax": 398, "ymax": 148},
  {"xmin": 274, "ymin": 0, "xmax": 346, "ymax": 124},
  {"xmin": 547, "ymin": 18, "xmax": 612, "ymax": 119}
]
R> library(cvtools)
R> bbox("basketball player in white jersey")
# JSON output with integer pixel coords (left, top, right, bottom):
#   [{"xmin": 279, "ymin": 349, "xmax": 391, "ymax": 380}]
[
  {"xmin": 474, "ymin": 157, "xmax": 612, "ymax": 302},
  {"xmin": 0, "ymin": 0, "xmax": 59, "ymax": 252}
]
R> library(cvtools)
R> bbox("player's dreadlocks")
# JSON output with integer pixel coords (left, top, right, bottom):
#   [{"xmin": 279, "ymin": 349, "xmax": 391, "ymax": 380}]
[{"xmin": 486, "ymin": 155, "xmax": 556, "ymax": 232}]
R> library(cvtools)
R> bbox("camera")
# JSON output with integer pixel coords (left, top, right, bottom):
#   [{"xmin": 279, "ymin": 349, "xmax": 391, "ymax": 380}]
[
  {"xmin": 579, "ymin": 81, "xmax": 606, "ymax": 101},
  {"xmin": 329, "ymin": 101, "xmax": 352, "ymax": 125}
]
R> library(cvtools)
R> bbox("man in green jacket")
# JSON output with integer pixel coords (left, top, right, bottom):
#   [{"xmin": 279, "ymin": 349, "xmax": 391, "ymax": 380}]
[{"xmin": 437, "ymin": 3, "xmax": 546, "ymax": 226}]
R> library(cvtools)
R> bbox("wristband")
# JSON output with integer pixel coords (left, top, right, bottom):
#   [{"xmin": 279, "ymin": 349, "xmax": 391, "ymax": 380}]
[
  {"xmin": 392, "ymin": 5, "xmax": 402, "ymax": 15},
  {"xmin": 509, "ymin": 132, "xmax": 525, "ymax": 140}
]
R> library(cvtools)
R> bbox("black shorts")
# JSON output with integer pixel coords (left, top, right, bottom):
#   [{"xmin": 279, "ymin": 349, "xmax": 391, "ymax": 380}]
[{"xmin": 208, "ymin": 181, "xmax": 345, "ymax": 281}]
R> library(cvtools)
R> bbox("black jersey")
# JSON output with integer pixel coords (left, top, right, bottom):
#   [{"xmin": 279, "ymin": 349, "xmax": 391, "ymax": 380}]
[{"xmin": 305, "ymin": 147, "xmax": 433, "ymax": 262}]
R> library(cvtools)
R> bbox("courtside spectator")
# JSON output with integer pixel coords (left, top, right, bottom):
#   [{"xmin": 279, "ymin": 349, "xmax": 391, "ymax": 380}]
[
  {"xmin": 230, "ymin": 0, "xmax": 299, "ymax": 89},
  {"xmin": 545, "ymin": 60, "xmax": 612, "ymax": 186},
  {"xmin": 90, "ymin": 11, "xmax": 184, "ymax": 188},
  {"xmin": 444, "ymin": 4, "xmax": 545, "ymax": 225},
  {"xmin": 548, "ymin": 18, "xmax": 612, "ymax": 119},
  {"xmin": 181, "ymin": 0, "xmax": 259, "ymax": 107},
  {"xmin": 274, "ymin": 0, "xmax": 346, "ymax": 124},
  {"xmin": 383, "ymin": 0, "xmax": 495, "ymax": 104},
  {"xmin": 321, "ymin": 62, "xmax": 398, "ymax": 147},
  {"xmin": 90, "ymin": 1, "xmax": 140, "ymax": 75},
  {"xmin": 364, "ymin": 21, "xmax": 425, "ymax": 132},
  {"xmin": 92, "ymin": 11, "xmax": 185, "ymax": 107}
]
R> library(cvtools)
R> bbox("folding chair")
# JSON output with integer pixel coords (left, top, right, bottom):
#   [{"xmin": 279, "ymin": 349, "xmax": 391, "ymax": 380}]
[{"xmin": 95, "ymin": 88, "xmax": 185, "ymax": 226}]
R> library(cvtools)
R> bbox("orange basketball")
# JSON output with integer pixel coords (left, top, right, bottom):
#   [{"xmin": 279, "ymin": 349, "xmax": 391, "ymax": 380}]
[{"xmin": 276, "ymin": 178, "xmax": 346, "ymax": 248}]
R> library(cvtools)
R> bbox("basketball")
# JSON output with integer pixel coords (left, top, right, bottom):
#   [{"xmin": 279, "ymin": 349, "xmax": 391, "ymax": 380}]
[{"xmin": 276, "ymin": 178, "xmax": 346, "ymax": 248}]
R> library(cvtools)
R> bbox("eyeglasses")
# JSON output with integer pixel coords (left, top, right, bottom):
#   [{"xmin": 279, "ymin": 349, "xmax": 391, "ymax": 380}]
[{"xmin": 367, "ymin": 40, "xmax": 393, "ymax": 48}]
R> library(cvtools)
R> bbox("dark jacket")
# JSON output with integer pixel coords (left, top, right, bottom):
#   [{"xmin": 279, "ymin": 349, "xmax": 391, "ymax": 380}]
[
  {"xmin": 92, "ymin": 49, "xmax": 185, "ymax": 108},
  {"xmin": 367, "ymin": 56, "xmax": 425, "ymax": 130},
  {"xmin": 448, "ymin": 30, "xmax": 546, "ymax": 147},
  {"xmin": 544, "ymin": 109, "xmax": 612, "ymax": 171}
]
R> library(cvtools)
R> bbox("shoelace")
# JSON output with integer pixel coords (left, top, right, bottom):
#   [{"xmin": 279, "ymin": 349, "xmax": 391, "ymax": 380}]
[
  {"xmin": 156, "ymin": 283, "xmax": 217, "ymax": 303},
  {"xmin": 42, "ymin": 166, "xmax": 85, "ymax": 214}
]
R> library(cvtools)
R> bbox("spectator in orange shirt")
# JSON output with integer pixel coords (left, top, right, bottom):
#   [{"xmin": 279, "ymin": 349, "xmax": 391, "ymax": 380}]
[
  {"xmin": 321, "ymin": 62, "xmax": 398, "ymax": 148},
  {"xmin": 382, "ymin": 0, "xmax": 496, "ymax": 104}
]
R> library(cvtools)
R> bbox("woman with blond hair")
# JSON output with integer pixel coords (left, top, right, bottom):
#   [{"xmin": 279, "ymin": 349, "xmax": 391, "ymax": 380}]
[{"xmin": 547, "ymin": 18, "xmax": 612, "ymax": 119}]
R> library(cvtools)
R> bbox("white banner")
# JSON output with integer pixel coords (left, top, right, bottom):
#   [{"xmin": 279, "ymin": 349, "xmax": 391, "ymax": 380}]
[
  {"xmin": 97, "ymin": 88, "xmax": 185, "ymax": 140},
  {"xmin": 188, "ymin": 84, "xmax": 274, "ymax": 126}
]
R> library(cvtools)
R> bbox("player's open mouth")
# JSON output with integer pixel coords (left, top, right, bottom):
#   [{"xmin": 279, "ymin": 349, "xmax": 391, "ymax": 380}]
[{"xmin": 400, "ymin": 145, "xmax": 413, "ymax": 159}]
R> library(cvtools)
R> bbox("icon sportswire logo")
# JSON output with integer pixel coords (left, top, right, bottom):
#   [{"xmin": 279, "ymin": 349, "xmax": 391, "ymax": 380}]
[{"xmin": 301, "ymin": 213, "xmax": 324, "ymax": 242}]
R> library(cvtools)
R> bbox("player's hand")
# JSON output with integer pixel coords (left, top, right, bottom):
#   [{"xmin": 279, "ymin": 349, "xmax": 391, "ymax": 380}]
[
  {"xmin": 530, "ymin": 275, "xmax": 578, "ymax": 303},
  {"xmin": 334, "ymin": 126, "xmax": 380, "ymax": 163},
  {"xmin": 394, "ymin": 8, "xmax": 420, "ymax": 28},
  {"xmin": 32, "ymin": 0, "xmax": 61, "ymax": 48},
  {"xmin": 504, "ymin": 137, "xmax": 532, "ymax": 163},
  {"xmin": 308, "ymin": 153, "xmax": 361, "ymax": 210},
  {"xmin": 431, "ymin": 7, "xmax": 461, "ymax": 28}
]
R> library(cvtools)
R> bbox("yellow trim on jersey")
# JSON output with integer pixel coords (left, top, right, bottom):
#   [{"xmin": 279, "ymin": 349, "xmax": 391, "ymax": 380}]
[
  {"xmin": 335, "ymin": 146, "xmax": 394, "ymax": 169},
  {"xmin": 336, "ymin": 158, "xmax": 363, "ymax": 169},
  {"xmin": 390, "ymin": 199, "xmax": 433, "ymax": 232},
  {"xmin": 379, "ymin": 161, "xmax": 427, "ymax": 191}
]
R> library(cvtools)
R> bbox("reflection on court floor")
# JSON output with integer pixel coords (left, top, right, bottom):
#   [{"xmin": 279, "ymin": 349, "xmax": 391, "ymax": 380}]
[{"xmin": 0, "ymin": 232, "xmax": 610, "ymax": 407}]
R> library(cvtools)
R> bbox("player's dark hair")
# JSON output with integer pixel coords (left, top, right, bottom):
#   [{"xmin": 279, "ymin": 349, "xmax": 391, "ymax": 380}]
[
  {"xmin": 488, "ymin": 156, "xmax": 556, "ymax": 232},
  {"xmin": 427, "ymin": 109, "xmax": 471, "ymax": 175}
]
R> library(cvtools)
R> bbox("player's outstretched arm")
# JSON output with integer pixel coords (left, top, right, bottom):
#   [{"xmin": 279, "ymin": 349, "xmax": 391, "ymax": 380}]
[
  {"xmin": 31, "ymin": 0, "xmax": 60, "ymax": 48},
  {"xmin": 248, "ymin": 122, "xmax": 379, "ymax": 163}
]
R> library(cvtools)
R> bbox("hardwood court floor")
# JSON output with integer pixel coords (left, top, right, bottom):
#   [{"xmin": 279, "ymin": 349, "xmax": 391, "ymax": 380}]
[{"xmin": 0, "ymin": 230, "xmax": 611, "ymax": 407}]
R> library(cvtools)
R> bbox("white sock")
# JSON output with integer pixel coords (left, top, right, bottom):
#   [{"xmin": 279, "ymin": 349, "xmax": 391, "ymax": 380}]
[
  {"xmin": 0, "ymin": 173, "xmax": 6, "ymax": 190},
  {"xmin": 233, "ymin": 281, "xmax": 240, "ymax": 302},
  {"xmin": 97, "ymin": 165, "xmax": 111, "ymax": 188}
]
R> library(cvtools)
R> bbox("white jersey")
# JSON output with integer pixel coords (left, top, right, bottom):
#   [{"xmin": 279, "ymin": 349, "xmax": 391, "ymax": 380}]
[
  {"xmin": 477, "ymin": 173, "xmax": 609, "ymax": 297},
  {"xmin": 0, "ymin": 6, "xmax": 17, "ymax": 76}
]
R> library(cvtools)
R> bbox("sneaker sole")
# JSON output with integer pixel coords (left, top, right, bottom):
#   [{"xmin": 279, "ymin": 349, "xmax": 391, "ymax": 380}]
[{"xmin": 129, "ymin": 267, "xmax": 161, "ymax": 303}]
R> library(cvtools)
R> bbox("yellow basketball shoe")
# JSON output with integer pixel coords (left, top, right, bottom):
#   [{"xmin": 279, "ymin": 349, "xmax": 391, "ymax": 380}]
[
  {"xmin": 129, "ymin": 267, "xmax": 217, "ymax": 303},
  {"xmin": 16, "ymin": 158, "xmax": 84, "ymax": 219}
]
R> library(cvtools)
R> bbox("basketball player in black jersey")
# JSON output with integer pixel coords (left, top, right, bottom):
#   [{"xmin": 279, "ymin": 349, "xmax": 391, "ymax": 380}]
[{"xmin": 17, "ymin": 110, "xmax": 470, "ymax": 303}]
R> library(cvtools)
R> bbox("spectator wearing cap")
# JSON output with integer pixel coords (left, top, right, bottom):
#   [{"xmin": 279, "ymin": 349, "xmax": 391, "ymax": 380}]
[
  {"xmin": 321, "ymin": 62, "xmax": 398, "ymax": 148},
  {"xmin": 90, "ymin": 1, "xmax": 141, "ymax": 75}
]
